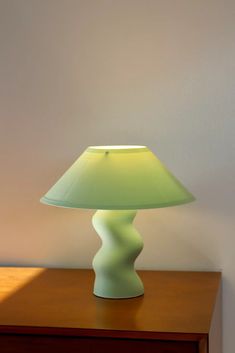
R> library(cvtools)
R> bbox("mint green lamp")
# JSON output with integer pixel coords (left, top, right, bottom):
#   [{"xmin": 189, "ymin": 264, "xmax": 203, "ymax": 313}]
[{"xmin": 40, "ymin": 146, "xmax": 195, "ymax": 299}]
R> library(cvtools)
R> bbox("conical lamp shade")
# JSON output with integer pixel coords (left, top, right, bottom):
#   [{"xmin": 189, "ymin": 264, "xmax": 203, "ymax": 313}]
[{"xmin": 41, "ymin": 146, "xmax": 195, "ymax": 210}]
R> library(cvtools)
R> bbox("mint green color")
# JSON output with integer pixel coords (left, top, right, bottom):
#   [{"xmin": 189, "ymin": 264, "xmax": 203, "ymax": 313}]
[
  {"xmin": 40, "ymin": 145, "xmax": 195, "ymax": 299},
  {"xmin": 40, "ymin": 146, "xmax": 195, "ymax": 210},
  {"xmin": 92, "ymin": 210, "xmax": 144, "ymax": 298}
]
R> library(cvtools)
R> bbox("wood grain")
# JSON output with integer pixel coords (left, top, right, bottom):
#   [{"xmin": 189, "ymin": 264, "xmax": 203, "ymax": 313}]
[{"xmin": 0, "ymin": 268, "xmax": 221, "ymax": 335}]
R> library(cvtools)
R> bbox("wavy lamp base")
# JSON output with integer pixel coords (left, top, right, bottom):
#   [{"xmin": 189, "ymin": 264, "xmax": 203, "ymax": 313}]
[{"xmin": 92, "ymin": 210, "xmax": 144, "ymax": 299}]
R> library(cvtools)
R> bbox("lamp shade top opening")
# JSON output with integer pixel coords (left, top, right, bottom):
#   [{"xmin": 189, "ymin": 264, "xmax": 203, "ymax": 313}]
[
  {"xmin": 40, "ymin": 145, "xmax": 195, "ymax": 210},
  {"xmin": 88, "ymin": 145, "xmax": 147, "ymax": 152}
]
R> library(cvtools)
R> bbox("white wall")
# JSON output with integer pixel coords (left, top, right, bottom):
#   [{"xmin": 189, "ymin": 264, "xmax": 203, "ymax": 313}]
[{"xmin": 0, "ymin": 1, "xmax": 234, "ymax": 352}]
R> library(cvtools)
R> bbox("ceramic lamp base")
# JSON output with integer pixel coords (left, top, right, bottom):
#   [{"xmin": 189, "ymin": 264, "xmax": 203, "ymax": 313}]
[{"xmin": 92, "ymin": 210, "xmax": 144, "ymax": 299}]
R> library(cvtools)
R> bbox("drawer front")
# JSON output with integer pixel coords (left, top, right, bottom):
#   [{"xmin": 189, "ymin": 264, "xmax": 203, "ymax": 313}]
[
  {"xmin": 0, "ymin": 334, "xmax": 90, "ymax": 353},
  {"xmin": 0, "ymin": 334, "xmax": 199, "ymax": 353},
  {"xmin": 91, "ymin": 337, "xmax": 198, "ymax": 353}
]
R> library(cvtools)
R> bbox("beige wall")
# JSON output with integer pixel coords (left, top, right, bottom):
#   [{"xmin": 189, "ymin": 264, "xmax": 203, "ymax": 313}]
[{"xmin": 0, "ymin": 1, "xmax": 234, "ymax": 352}]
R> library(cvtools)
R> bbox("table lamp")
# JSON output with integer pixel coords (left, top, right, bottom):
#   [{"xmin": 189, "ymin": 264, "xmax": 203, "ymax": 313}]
[{"xmin": 40, "ymin": 145, "xmax": 195, "ymax": 299}]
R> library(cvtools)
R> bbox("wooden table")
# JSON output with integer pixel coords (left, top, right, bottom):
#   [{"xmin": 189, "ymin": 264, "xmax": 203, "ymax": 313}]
[{"xmin": 0, "ymin": 268, "xmax": 221, "ymax": 353}]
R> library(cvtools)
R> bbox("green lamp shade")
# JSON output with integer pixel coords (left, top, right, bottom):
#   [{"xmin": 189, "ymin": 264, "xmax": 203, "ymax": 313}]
[{"xmin": 40, "ymin": 145, "xmax": 195, "ymax": 209}]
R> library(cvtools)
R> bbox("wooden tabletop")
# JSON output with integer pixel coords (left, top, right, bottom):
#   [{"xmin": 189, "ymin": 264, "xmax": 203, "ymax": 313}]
[{"xmin": 0, "ymin": 268, "xmax": 221, "ymax": 337}]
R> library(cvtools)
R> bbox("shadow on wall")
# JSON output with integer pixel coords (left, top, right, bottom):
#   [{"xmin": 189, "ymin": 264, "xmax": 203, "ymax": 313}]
[{"xmin": 135, "ymin": 206, "xmax": 221, "ymax": 271}]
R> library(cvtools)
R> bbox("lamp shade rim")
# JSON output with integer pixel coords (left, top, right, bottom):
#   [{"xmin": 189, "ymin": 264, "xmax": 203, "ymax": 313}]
[
  {"xmin": 87, "ymin": 146, "xmax": 148, "ymax": 153},
  {"xmin": 40, "ymin": 195, "xmax": 195, "ymax": 210}
]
